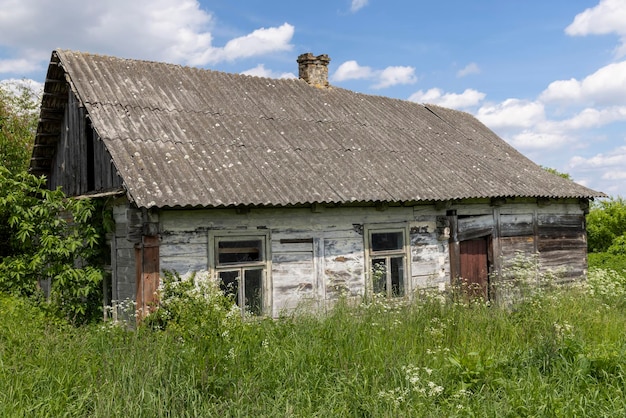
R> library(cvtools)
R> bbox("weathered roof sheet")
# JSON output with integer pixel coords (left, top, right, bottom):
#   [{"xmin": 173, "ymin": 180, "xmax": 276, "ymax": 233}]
[{"xmin": 33, "ymin": 50, "xmax": 605, "ymax": 208}]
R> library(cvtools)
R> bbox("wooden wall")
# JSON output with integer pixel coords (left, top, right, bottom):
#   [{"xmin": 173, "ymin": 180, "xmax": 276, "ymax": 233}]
[
  {"xmin": 108, "ymin": 198, "xmax": 589, "ymax": 316},
  {"xmin": 157, "ymin": 205, "xmax": 448, "ymax": 316},
  {"xmin": 48, "ymin": 90, "xmax": 122, "ymax": 195}
]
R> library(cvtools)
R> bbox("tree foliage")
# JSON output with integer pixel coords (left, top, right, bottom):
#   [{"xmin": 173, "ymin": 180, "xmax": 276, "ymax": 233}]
[
  {"xmin": 587, "ymin": 197, "xmax": 626, "ymax": 253},
  {"xmin": 0, "ymin": 81, "xmax": 41, "ymax": 259},
  {"xmin": 0, "ymin": 81, "xmax": 39, "ymax": 175},
  {"xmin": 0, "ymin": 82, "xmax": 105, "ymax": 324},
  {"xmin": 0, "ymin": 167, "xmax": 104, "ymax": 323}
]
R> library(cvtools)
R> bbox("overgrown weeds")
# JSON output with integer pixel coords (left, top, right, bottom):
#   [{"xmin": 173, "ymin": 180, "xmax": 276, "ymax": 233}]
[{"xmin": 2, "ymin": 267, "xmax": 626, "ymax": 417}]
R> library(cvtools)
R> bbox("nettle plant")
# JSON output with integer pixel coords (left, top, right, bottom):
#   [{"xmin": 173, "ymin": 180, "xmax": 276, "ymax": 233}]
[{"xmin": 0, "ymin": 167, "xmax": 104, "ymax": 324}]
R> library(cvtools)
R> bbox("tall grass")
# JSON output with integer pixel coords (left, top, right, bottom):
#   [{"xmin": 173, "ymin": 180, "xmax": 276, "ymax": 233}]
[{"xmin": 1, "ymin": 270, "xmax": 626, "ymax": 417}]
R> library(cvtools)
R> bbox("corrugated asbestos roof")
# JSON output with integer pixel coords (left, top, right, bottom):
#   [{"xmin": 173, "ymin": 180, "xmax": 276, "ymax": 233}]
[{"xmin": 32, "ymin": 50, "xmax": 605, "ymax": 208}]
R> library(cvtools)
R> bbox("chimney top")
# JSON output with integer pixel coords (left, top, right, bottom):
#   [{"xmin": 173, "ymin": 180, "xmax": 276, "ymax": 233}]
[{"xmin": 297, "ymin": 53, "xmax": 331, "ymax": 88}]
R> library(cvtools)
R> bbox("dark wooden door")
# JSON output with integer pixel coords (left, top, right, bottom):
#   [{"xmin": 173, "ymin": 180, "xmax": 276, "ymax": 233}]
[{"xmin": 460, "ymin": 237, "xmax": 489, "ymax": 300}]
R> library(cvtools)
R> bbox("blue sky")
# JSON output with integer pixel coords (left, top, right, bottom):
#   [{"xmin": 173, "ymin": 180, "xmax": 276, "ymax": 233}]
[{"xmin": 1, "ymin": 0, "xmax": 625, "ymax": 197}]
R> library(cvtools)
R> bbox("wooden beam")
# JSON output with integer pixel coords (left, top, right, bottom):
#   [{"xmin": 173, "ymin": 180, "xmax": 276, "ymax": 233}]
[{"xmin": 447, "ymin": 210, "xmax": 460, "ymax": 287}]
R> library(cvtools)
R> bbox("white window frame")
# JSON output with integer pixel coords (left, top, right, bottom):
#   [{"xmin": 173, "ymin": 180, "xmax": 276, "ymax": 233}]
[
  {"xmin": 208, "ymin": 230, "xmax": 271, "ymax": 315},
  {"xmin": 364, "ymin": 224, "xmax": 410, "ymax": 298}
]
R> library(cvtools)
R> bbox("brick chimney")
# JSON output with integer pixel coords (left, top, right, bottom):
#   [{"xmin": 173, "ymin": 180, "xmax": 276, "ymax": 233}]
[{"xmin": 297, "ymin": 53, "xmax": 331, "ymax": 88}]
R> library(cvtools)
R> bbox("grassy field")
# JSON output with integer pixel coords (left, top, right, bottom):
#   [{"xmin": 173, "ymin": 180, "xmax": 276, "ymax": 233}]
[{"xmin": 1, "ymin": 268, "xmax": 626, "ymax": 417}]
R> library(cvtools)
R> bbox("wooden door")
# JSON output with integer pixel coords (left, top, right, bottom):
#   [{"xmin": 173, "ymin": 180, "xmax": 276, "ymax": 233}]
[{"xmin": 460, "ymin": 237, "xmax": 489, "ymax": 300}]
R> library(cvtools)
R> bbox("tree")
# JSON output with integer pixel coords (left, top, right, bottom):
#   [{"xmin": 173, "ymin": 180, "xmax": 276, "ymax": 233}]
[
  {"xmin": 586, "ymin": 197, "xmax": 626, "ymax": 253},
  {"xmin": 0, "ymin": 80, "xmax": 104, "ymax": 324},
  {"xmin": 0, "ymin": 167, "xmax": 104, "ymax": 323},
  {"xmin": 0, "ymin": 80, "xmax": 40, "ymax": 175},
  {"xmin": 0, "ymin": 81, "xmax": 41, "ymax": 258}
]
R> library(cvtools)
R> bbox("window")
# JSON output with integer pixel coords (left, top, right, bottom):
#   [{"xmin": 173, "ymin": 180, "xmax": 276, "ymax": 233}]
[
  {"xmin": 367, "ymin": 229, "xmax": 407, "ymax": 297},
  {"xmin": 212, "ymin": 234, "xmax": 269, "ymax": 315}
]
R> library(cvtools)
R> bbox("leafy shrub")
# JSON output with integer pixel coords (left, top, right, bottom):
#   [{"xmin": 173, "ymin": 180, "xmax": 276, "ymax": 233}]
[
  {"xmin": 588, "ymin": 251, "xmax": 626, "ymax": 273},
  {"xmin": 587, "ymin": 197, "xmax": 626, "ymax": 253},
  {"xmin": 607, "ymin": 235, "xmax": 626, "ymax": 256},
  {"xmin": 0, "ymin": 81, "xmax": 39, "ymax": 176},
  {"xmin": 0, "ymin": 167, "xmax": 104, "ymax": 323}
]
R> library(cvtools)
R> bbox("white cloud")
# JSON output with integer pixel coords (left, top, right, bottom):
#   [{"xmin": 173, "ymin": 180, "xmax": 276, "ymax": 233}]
[
  {"xmin": 350, "ymin": 0, "xmax": 368, "ymax": 13},
  {"xmin": 540, "ymin": 61, "xmax": 626, "ymax": 105},
  {"xmin": 566, "ymin": 0, "xmax": 626, "ymax": 57},
  {"xmin": 553, "ymin": 106, "xmax": 626, "ymax": 130},
  {"xmin": 602, "ymin": 170, "xmax": 626, "ymax": 180},
  {"xmin": 0, "ymin": 56, "xmax": 42, "ymax": 74},
  {"xmin": 332, "ymin": 60, "xmax": 416, "ymax": 89},
  {"xmin": 240, "ymin": 64, "xmax": 296, "ymax": 79},
  {"xmin": 207, "ymin": 23, "xmax": 294, "ymax": 64},
  {"xmin": 508, "ymin": 130, "xmax": 569, "ymax": 150},
  {"xmin": 373, "ymin": 66, "xmax": 417, "ymax": 89},
  {"xmin": 408, "ymin": 88, "xmax": 485, "ymax": 109},
  {"xmin": 0, "ymin": 0, "xmax": 295, "ymax": 74},
  {"xmin": 457, "ymin": 62, "xmax": 480, "ymax": 78},
  {"xmin": 476, "ymin": 99, "xmax": 545, "ymax": 129},
  {"xmin": 332, "ymin": 60, "xmax": 374, "ymax": 82},
  {"xmin": 569, "ymin": 146, "xmax": 626, "ymax": 169}
]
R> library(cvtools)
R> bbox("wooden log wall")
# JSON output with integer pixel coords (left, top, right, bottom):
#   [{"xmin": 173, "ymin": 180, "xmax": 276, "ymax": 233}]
[
  {"xmin": 157, "ymin": 206, "xmax": 441, "ymax": 316},
  {"xmin": 108, "ymin": 198, "xmax": 589, "ymax": 316}
]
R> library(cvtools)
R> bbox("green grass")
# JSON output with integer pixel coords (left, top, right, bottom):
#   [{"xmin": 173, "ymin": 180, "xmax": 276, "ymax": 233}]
[{"xmin": 2, "ymin": 273, "xmax": 626, "ymax": 417}]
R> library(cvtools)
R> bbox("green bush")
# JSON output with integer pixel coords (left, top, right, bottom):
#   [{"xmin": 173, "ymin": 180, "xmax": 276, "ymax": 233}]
[
  {"xmin": 588, "ymin": 251, "xmax": 626, "ymax": 273},
  {"xmin": 587, "ymin": 197, "xmax": 626, "ymax": 253},
  {"xmin": 0, "ymin": 167, "xmax": 104, "ymax": 324}
]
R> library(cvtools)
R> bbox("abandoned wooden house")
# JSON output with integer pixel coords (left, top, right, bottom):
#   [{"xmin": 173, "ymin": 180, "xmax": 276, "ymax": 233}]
[{"xmin": 30, "ymin": 50, "xmax": 604, "ymax": 316}]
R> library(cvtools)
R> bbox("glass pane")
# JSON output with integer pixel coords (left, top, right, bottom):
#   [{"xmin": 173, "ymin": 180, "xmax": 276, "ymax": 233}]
[
  {"xmin": 244, "ymin": 269, "xmax": 263, "ymax": 315},
  {"xmin": 372, "ymin": 258, "xmax": 387, "ymax": 294},
  {"xmin": 391, "ymin": 256, "xmax": 405, "ymax": 297},
  {"xmin": 371, "ymin": 231, "xmax": 403, "ymax": 252},
  {"xmin": 219, "ymin": 270, "xmax": 240, "ymax": 306},
  {"xmin": 218, "ymin": 239, "xmax": 263, "ymax": 264}
]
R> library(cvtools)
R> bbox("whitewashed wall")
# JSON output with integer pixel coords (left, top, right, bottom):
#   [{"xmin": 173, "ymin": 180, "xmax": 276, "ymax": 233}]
[
  {"xmin": 108, "ymin": 198, "xmax": 587, "ymax": 316},
  {"xmin": 157, "ymin": 205, "xmax": 451, "ymax": 316}
]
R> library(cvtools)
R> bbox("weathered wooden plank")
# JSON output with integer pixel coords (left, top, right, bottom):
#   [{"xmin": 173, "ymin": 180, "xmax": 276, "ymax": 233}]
[
  {"xmin": 161, "ymin": 206, "xmax": 414, "ymax": 233},
  {"xmin": 272, "ymin": 253, "xmax": 315, "ymax": 289},
  {"xmin": 538, "ymin": 248, "xmax": 587, "ymax": 281},
  {"xmin": 272, "ymin": 251, "xmax": 317, "ymax": 314},
  {"xmin": 413, "ymin": 274, "xmax": 447, "ymax": 289},
  {"xmin": 411, "ymin": 258, "xmax": 442, "ymax": 276},
  {"xmin": 500, "ymin": 237, "xmax": 534, "ymax": 261},
  {"xmin": 457, "ymin": 214, "xmax": 494, "ymax": 241},
  {"xmin": 160, "ymin": 231, "xmax": 207, "ymax": 245},
  {"xmin": 159, "ymin": 256, "xmax": 207, "ymax": 277},
  {"xmin": 324, "ymin": 237, "xmax": 364, "ymax": 298},
  {"xmin": 160, "ymin": 242, "xmax": 207, "ymax": 258},
  {"xmin": 500, "ymin": 214, "xmax": 533, "ymax": 237},
  {"xmin": 272, "ymin": 239, "xmax": 314, "ymax": 253},
  {"xmin": 538, "ymin": 214, "xmax": 584, "ymax": 228},
  {"xmin": 538, "ymin": 228, "xmax": 585, "ymax": 240},
  {"xmin": 537, "ymin": 237, "xmax": 586, "ymax": 252}
]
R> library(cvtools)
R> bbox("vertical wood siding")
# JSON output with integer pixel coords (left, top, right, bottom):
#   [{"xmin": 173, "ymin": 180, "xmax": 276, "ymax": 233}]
[{"xmin": 47, "ymin": 91, "xmax": 122, "ymax": 195}]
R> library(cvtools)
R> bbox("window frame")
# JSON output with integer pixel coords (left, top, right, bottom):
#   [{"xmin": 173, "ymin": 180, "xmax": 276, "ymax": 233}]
[
  {"xmin": 364, "ymin": 224, "xmax": 410, "ymax": 298},
  {"xmin": 208, "ymin": 230, "xmax": 271, "ymax": 315}
]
